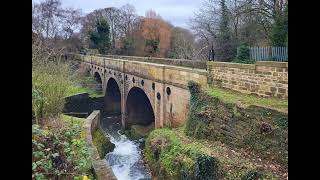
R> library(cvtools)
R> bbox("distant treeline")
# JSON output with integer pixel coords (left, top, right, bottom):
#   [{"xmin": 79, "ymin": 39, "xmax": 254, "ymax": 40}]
[{"xmin": 32, "ymin": 0, "xmax": 288, "ymax": 62}]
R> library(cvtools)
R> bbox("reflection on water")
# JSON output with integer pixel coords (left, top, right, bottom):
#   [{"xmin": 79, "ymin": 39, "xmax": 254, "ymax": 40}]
[{"xmin": 101, "ymin": 113, "xmax": 151, "ymax": 180}]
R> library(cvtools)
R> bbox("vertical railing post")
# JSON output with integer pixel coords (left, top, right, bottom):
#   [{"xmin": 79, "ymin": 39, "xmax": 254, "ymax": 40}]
[{"xmin": 247, "ymin": 46, "xmax": 287, "ymax": 62}]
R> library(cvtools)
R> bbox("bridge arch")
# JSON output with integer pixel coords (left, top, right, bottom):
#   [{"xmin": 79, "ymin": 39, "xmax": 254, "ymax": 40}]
[
  {"xmin": 125, "ymin": 87, "xmax": 155, "ymax": 128},
  {"xmin": 86, "ymin": 68, "xmax": 91, "ymax": 76},
  {"xmin": 94, "ymin": 71, "xmax": 102, "ymax": 83},
  {"xmin": 105, "ymin": 78, "xmax": 121, "ymax": 115},
  {"xmin": 93, "ymin": 72, "xmax": 103, "ymax": 93}
]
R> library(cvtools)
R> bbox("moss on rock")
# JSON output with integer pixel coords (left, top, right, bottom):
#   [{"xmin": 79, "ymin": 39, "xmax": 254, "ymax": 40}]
[
  {"xmin": 125, "ymin": 123, "xmax": 154, "ymax": 140},
  {"xmin": 145, "ymin": 128, "xmax": 220, "ymax": 180},
  {"xmin": 92, "ymin": 127, "xmax": 115, "ymax": 159},
  {"xmin": 124, "ymin": 128, "xmax": 144, "ymax": 140}
]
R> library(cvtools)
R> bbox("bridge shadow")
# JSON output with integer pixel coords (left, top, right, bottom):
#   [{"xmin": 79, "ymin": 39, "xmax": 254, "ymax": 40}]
[
  {"xmin": 126, "ymin": 87, "xmax": 155, "ymax": 129},
  {"xmin": 94, "ymin": 72, "xmax": 102, "ymax": 93},
  {"xmin": 105, "ymin": 78, "xmax": 121, "ymax": 115}
]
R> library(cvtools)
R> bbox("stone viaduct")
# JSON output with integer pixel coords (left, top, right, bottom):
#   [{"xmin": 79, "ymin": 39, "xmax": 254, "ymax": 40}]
[
  {"xmin": 78, "ymin": 55, "xmax": 208, "ymax": 129},
  {"xmin": 72, "ymin": 54, "xmax": 288, "ymax": 129}
]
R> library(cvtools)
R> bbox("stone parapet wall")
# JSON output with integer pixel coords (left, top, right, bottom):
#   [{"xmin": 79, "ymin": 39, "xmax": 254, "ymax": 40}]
[
  {"xmin": 69, "ymin": 54, "xmax": 288, "ymax": 99},
  {"xmin": 207, "ymin": 61, "xmax": 288, "ymax": 98},
  {"xmin": 84, "ymin": 110, "xmax": 117, "ymax": 180},
  {"xmin": 84, "ymin": 55, "xmax": 208, "ymax": 89},
  {"xmin": 101, "ymin": 54, "xmax": 207, "ymax": 69}
]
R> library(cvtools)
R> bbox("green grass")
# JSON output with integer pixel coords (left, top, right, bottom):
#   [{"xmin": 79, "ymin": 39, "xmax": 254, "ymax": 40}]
[
  {"xmin": 66, "ymin": 84, "xmax": 103, "ymax": 98},
  {"xmin": 62, "ymin": 114, "xmax": 86, "ymax": 122},
  {"xmin": 66, "ymin": 74, "xmax": 104, "ymax": 98},
  {"xmin": 206, "ymin": 87, "xmax": 288, "ymax": 113}
]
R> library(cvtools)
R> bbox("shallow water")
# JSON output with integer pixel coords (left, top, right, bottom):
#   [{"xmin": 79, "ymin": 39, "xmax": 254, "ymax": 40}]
[{"xmin": 101, "ymin": 113, "xmax": 151, "ymax": 180}]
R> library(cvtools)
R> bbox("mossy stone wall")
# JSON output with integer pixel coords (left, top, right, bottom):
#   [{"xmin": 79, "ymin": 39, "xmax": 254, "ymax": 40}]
[
  {"xmin": 84, "ymin": 110, "xmax": 116, "ymax": 180},
  {"xmin": 92, "ymin": 127, "xmax": 115, "ymax": 158}
]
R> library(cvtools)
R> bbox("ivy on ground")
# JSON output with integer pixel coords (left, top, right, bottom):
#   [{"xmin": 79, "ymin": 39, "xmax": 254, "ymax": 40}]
[{"xmin": 32, "ymin": 116, "xmax": 94, "ymax": 180}]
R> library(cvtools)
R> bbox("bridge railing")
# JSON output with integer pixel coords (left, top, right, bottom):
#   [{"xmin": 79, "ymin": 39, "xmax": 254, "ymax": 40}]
[
  {"xmin": 65, "ymin": 53, "xmax": 207, "ymax": 70},
  {"xmin": 247, "ymin": 47, "xmax": 288, "ymax": 62}
]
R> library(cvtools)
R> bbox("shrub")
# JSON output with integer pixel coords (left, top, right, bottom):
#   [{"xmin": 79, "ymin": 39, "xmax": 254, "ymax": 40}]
[
  {"xmin": 195, "ymin": 154, "xmax": 220, "ymax": 179},
  {"xmin": 32, "ymin": 116, "xmax": 93, "ymax": 179},
  {"xmin": 241, "ymin": 170, "xmax": 263, "ymax": 180},
  {"xmin": 187, "ymin": 80, "xmax": 201, "ymax": 94},
  {"xmin": 32, "ymin": 89, "xmax": 47, "ymax": 124},
  {"xmin": 233, "ymin": 45, "xmax": 254, "ymax": 64},
  {"xmin": 32, "ymin": 61, "xmax": 73, "ymax": 124},
  {"xmin": 32, "ymin": 52, "xmax": 96, "ymax": 123},
  {"xmin": 145, "ymin": 128, "xmax": 220, "ymax": 179},
  {"xmin": 185, "ymin": 81, "xmax": 208, "ymax": 138}
]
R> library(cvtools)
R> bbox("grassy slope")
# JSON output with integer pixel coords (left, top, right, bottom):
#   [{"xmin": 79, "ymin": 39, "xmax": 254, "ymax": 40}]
[
  {"xmin": 62, "ymin": 114, "xmax": 86, "ymax": 121},
  {"xmin": 66, "ymin": 73, "xmax": 104, "ymax": 98},
  {"xmin": 145, "ymin": 127, "xmax": 287, "ymax": 179},
  {"xmin": 176, "ymin": 126, "xmax": 287, "ymax": 179},
  {"xmin": 66, "ymin": 85, "xmax": 103, "ymax": 97},
  {"xmin": 187, "ymin": 84, "xmax": 288, "ymax": 165},
  {"xmin": 206, "ymin": 87, "xmax": 288, "ymax": 113}
]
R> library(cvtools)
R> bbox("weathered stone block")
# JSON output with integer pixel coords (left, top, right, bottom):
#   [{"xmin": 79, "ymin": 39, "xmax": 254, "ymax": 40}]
[
  {"xmin": 270, "ymin": 87, "xmax": 277, "ymax": 92},
  {"xmin": 278, "ymin": 88, "xmax": 286, "ymax": 94}
]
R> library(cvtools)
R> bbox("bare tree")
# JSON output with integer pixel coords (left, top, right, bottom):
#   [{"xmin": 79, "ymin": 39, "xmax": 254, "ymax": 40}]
[
  {"xmin": 80, "ymin": 10, "xmax": 100, "ymax": 48},
  {"xmin": 190, "ymin": 0, "xmax": 287, "ymax": 56},
  {"xmin": 80, "ymin": 4, "xmax": 137, "ymax": 51},
  {"xmin": 118, "ymin": 4, "xmax": 138, "ymax": 37},
  {"xmin": 169, "ymin": 27, "xmax": 196, "ymax": 60},
  {"xmin": 32, "ymin": 0, "xmax": 82, "ymax": 52},
  {"xmin": 104, "ymin": 7, "xmax": 122, "ymax": 49},
  {"xmin": 190, "ymin": 0, "xmax": 220, "ymax": 46},
  {"xmin": 61, "ymin": 8, "xmax": 82, "ymax": 39},
  {"xmin": 145, "ymin": 9, "xmax": 162, "ymax": 19},
  {"xmin": 32, "ymin": 0, "xmax": 64, "ymax": 39}
]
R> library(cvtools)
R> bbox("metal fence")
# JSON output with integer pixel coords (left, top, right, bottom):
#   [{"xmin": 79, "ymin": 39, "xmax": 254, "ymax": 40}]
[{"xmin": 249, "ymin": 47, "xmax": 288, "ymax": 62}]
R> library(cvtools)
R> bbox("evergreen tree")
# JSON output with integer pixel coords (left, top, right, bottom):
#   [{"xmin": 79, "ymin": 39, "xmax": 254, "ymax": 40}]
[
  {"xmin": 284, "ymin": 3, "xmax": 288, "ymax": 46},
  {"xmin": 271, "ymin": 3, "xmax": 288, "ymax": 47},
  {"xmin": 216, "ymin": 0, "xmax": 236, "ymax": 61},
  {"xmin": 89, "ymin": 18, "xmax": 111, "ymax": 54}
]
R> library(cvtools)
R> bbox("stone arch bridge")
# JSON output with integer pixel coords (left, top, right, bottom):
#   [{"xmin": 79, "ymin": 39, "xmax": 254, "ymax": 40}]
[{"xmin": 76, "ymin": 55, "xmax": 208, "ymax": 129}]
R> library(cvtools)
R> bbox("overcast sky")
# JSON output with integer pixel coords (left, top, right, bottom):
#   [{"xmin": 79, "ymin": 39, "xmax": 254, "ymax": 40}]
[{"xmin": 32, "ymin": 0, "xmax": 203, "ymax": 29}]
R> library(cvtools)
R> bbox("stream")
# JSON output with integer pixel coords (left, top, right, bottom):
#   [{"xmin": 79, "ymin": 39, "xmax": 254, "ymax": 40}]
[{"xmin": 100, "ymin": 112, "xmax": 152, "ymax": 180}]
